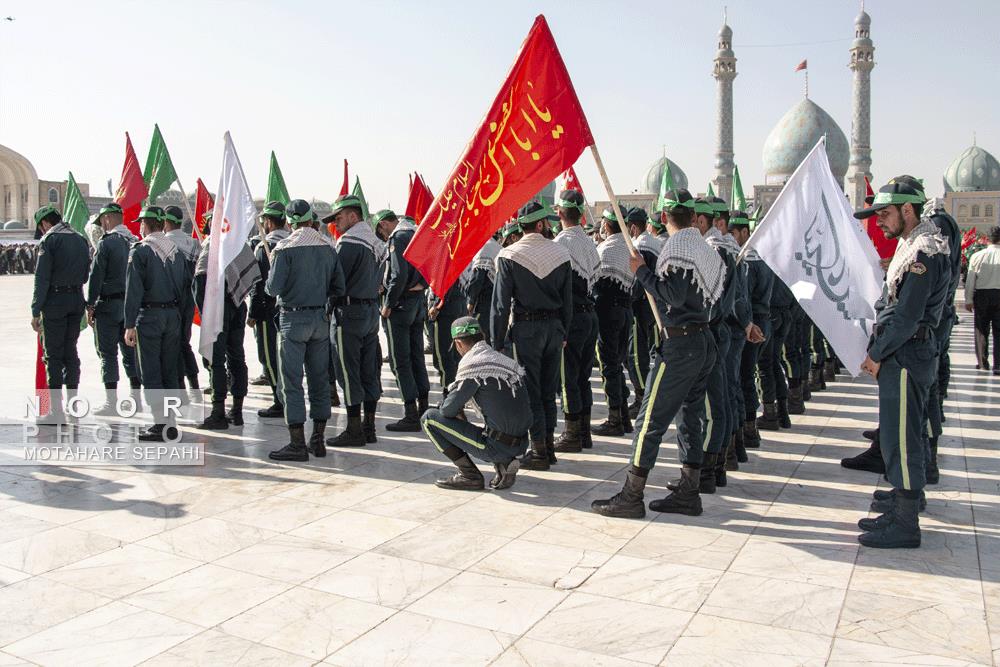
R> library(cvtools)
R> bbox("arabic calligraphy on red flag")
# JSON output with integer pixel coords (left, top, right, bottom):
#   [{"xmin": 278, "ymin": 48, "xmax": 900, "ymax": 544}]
[{"xmin": 404, "ymin": 15, "xmax": 594, "ymax": 297}]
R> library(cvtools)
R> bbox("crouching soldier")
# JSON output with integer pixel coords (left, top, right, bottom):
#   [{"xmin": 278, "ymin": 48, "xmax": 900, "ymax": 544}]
[{"xmin": 420, "ymin": 317, "xmax": 530, "ymax": 491}]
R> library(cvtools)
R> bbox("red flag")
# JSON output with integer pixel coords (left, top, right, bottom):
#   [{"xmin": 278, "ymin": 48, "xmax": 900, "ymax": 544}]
[
  {"xmin": 863, "ymin": 176, "xmax": 898, "ymax": 259},
  {"xmin": 961, "ymin": 226, "xmax": 978, "ymax": 251},
  {"xmin": 114, "ymin": 132, "xmax": 149, "ymax": 237},
  {"xmin": 194, "ymin": 178, "xmax": 214, "ymax": 238},
  {"xmin": 794, "ymin": 59, "xmax": 807, "ymax": 72},
  {"xmin": 339, "ymin": 159, "xmax": 349, "ymax": 197},
  {"xmin": 414, "ymin": 174, "xmax": 434, "ymax": 222},
  {"xmin": 561, "ymin": 165, "xmax": 584, "ymax": 195},
  {"xmin": 403, "ymin": 15, "xmax": 594, "ymax": 297}
]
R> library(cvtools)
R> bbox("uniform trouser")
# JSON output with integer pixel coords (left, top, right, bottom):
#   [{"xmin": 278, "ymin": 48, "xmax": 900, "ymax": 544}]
[
  {"xmin": 93, "ymin": 307, "xmax": 138, "ymax": 385},
  {"xmin": 279, "ymin": 310, "xmax": 331, "ymax": 425},
  {"xmin": 256, "ymin": 313, "xmax": 281, "ymax": 399},
  {"xmin": 703, "ymin": 326, "xmax": 730, "ymax": 454},
  {"xmin": 937, "ymin": 306, "xmax": 955, "ymax": 395},
  {"xmin": 561, "ymin": 309, "xmax": 599, "ymax": 415},
  {"xmin": 384, "ymin": 296, "xmax": 431, "ymax": 402},
  {"xmin": 332, "ymin": 303, "xmax": 381, "ymax": 407},
  {"xmin": 631, "ymin": 329, "xmax": 715, "ymax": 469},
  {"xmin": 926, "ymin": 315, "xmax": 954, "ymax": 439},
  {"xmin": 726, "ymin": 326, "xmax": 747, "ymax": 433},
  {"xmin": 178, "ymin": 305, "xmax": 198, "ymax": 383},
  {"xmin": 974, "ymin": 289, "xmax": 1000, "ymax": 367},
  {"xmin": 877, "ymin": 339, "xmax": 937, "ymax": 491},
  {"xmin": 421, "ymin": 408, "xmax": 527, "ymax": 463},
  {"xmin": 784, "ymin": 305, "xmax": 807, "ymax": 382},
  {"xmin": 596, "ymin": 304, "xmax": 630, "ymax": 410},
  {"xmin": 40, "ymin": 304, "xmax": 84, "ymax": 388},
  {"xmin": 627, "ymin": 306, "xmax": 657, "ymax": 402},
  {"xmin": 741, "ymin": 316, "xmax": 772, "ymax": 416},
  {"xmin": 511, "ymin": 319, "xmax": 564, "ymax": 441},
  {"xmin": 428, "ymin": 312, "xmax": 461, "ymax": 389},
  {"xmin": 135, "ymin": 308, "xmax": 181, "ymax": 425},
  {"xmin": 760, "ymin": 308, "xmax": 791, "ymax": 403},
  {"xmin": 206, "ymin": 301, "xmax": 249, "ymax": 402},
  {"xmin": 471, "ymin": 296, "xmax": 492, "ymax": 346},
  {"xmin": 809, "ymin": 323, "xmax": 830, "ymax": 367}
]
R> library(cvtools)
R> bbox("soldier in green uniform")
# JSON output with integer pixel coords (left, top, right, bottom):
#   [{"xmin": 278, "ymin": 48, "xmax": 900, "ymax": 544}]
[
  {"xmin": 123, "ymin": 206, "xmax": 192, "ymax": 441},
  {"xmin": 855, "ymin": 178, "xmax": 950, "ymax": 548},
  {"xmin": 248, "ymin": 201, "xmax": 290, "ymax": 418},
  {"xmin": 31, "ymin": 206, "xmax": 90, "ymax": 421},
  {"xmin": 85, "ymin": 203, "xmax": 140, "ymax": 414},
  {"xmin": 427, "ymin": 281, "xmax": 465, "ymax": 395},
  {"xmin": 163, "ymin": 205, "xmax": 201, "ymax": 391},
  {"xmin": 265, "ymin": 200, "xmax": 345, "ymax": 461}
]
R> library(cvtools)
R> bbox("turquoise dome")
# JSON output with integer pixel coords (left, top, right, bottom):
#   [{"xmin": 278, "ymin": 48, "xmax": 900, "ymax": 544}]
[
  {"xmin": 762, "ymin": 98, "xmax": 849, "ymax": 184},
  {"xmin": 943, "ymin": 145, "xmax": 1000, "ymax": 192},
  {"xmin": 642, "ymin": 157, "xmax": 689, "ymax": 194}
]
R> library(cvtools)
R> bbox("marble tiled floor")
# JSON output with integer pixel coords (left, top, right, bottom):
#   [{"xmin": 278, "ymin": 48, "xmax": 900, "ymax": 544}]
[{"xmin": 1, "ymin": 275, "xmax": 998, "ymax": 666}]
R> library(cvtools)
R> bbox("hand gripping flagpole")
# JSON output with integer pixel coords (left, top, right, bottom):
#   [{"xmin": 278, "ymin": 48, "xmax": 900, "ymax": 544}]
[{"xmin": 589, "ymin": 144, "xmax": 665, "ymax": 334}]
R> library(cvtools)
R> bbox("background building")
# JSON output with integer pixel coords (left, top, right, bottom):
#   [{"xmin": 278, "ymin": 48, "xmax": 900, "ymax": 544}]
[{"xmin": 942, "ymin": 143, "xmax": 1000, "ymax": 231}]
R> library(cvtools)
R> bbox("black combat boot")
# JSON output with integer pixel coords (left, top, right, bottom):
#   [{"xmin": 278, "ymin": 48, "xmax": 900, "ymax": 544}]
[
  {"xmin": 309, "ymin": 420, "xmax": 327, "ymax": 458},
  {"xmin": 670, "ymin": 455, "xmax": 718, "ymax": 494},
  {"xmin": 591, "ymin": 467, "xmax": 647, "ymax": 519},
  {"xmin": 620, "ymin": 405, "xmax": 634, "ymax": 434},
  {"xmin": 553, "ymin": 414, "xmax": 583, "ymax": 453},
  {"xmin": 417, "ymin": 395, "xmax": 429, "ymax": 417},
  {"xmin": 841, "ymin": 437, "xmax": 885, "ymax": 474},
  {"xmin": 627, "ymin": 399, "xmax": 641, "ymax": 420},
  {"xmin": 489, "ymin": 458, "xmax": 520, "ymax": 490},
  {"xmin": 520, "ymin": 437, "xmax": 550, "ymax": 471},
  {"xmin": 808, "ymin": 367, "xmax": 826, "ymax": 392},
  {"xmin": 386, "ymin": 401, "xmax": 421, "ymax": 432},
  {"xmin": 871, "ymin": 488, "xmax": 926, "ymax": 514},
  {"xmin": 326, "ymin": 413, "xmax": 366, "ymax": 448},
  {"xmin": 859, "ymin": 491, "xmax": 921, "ymax": 549},
  {"xmin": 714, "ymin": 449, "xmax": 729, "ymax": 487},
  {"xmin": 858, "ymin": 511, "xmax": 895, "ymax": 532},
  {"xmin": 545, "ymin": 432, "xmax": 557, "ymax": 464},
  {"xmin": 757, "ymin": 403, "xmax": 780, "ymax": 431},
  {"xmin": 581, "ymin": 409, "xmax": 594, "ymax": 449},
  {"xmin": 257, "ymin": 401, "xmax": 284, "ymax": 418},
  {"xmin": 776, "ymin": 400, "xmax": 792, "ymax": 429},
  {"xmin": 725, "ymin": 434, "xmax": 739, "ymax": 471},
  {"xmin": 198, "ymin": 401, "xmax": 229, "ymax": 430},
  {"xmin": 743, "ymin": 418, "xmax": 761, "ymax": 448},
  {"xmin": 591, "ymin": 409, "xmax": 624, "ymax": 437},
  {"xmin": 269, "ymin": 424, "xmax": 308, "ymax": 461},
  {"xmin": 823, "ymin": 360, "xmax": 837, "ymax": 383},
  {"xmin": 787, "ymin": 381, "xmax": 806, "ymax": 415},
  {"xmin": 802, "ymin": 381, "xmax": 812, "ymax": 402},
  {"xmin": 436, "ymin": 454, "xmax": 485, "ymax": 491},
  {"xmin": 362, "ymin": 409, "xmax": 377, "ymax": 444},
  {"xmin": 862, "ymin": 427, "xmax": 879, "ymax": 441},
  {"xmin": 926, "ymin": 436, "xmax": 940, "ymax": 485},
  {"xmin": 734, "ymin": 429, "xmax": 749, "ymax": 463},
  {"xmin": 649, "ymin": 465, "xmax": 703, "ymax": 515},
  {"xmin": 226, "ymin": 396, "xmax": 244, "ymax": 426}
]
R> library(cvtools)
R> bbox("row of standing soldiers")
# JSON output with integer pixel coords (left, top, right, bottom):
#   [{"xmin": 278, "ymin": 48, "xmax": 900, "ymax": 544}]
[{"xmin": 1, "ymin": 242, "xmax": 38, "ymax": 274}]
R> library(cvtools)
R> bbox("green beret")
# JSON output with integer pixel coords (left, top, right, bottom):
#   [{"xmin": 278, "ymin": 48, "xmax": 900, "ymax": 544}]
[{"xmin": 373, "ymin": 209, "xmax": 398, "ymax": 224}]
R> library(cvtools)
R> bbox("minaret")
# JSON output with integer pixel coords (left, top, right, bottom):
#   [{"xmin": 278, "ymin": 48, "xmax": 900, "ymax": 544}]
[
  {"xmin": 712, "ymin": 15, "xmax": 737, "ymax": 203},
  {"xmin": 846, "ymin": 5, "xmax": 874, "ymax": 209}
]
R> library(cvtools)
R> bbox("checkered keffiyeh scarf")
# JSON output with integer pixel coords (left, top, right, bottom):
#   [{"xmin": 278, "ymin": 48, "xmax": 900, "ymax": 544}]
[
  {"xmin": 338, "ymin": 219, "xmax": 384, "ymax": 263},
  {"xmin": 461, "ymin": 237, "xmax": 501, "ymax": 289},
  {"xmin": 275, "ymin": 226, "xmax": 334, "ymax": 252},
  {"xmin": 112, "ymin": 224, "xmax": 139, "ymax": 243},
  {"xmin": 195, "ymin": 238, "xmax": 262, "ymax": 305},
  {"xmin": 497, "ymin": 232, "xmax": 570, "ymax": 280},
  {"xmin": 655, "ymin": 227, "xmax": 726, "ymax": 306},
  {"xmin": 703, "ymin": 227, "xmax": 739, "ymax": 258},
  {"xmin": 449, "ymin": 341, "xmax": 526, "ymax": 396},
  {"xmin": 596, "ymin": 233, "xmax": 635, "ymax": 291},
  {"xmin": 885, "ymin": 219, "xmax": 949, "ymax": 300},
  {"xmin": 42, "ymin": 221, "xmax": 76, "ymax": 238},
  {"xmin": 555, "ymin": 225, "xmax": 600, "ymax": 288},
  {"xmin": 635, "ymin": 231, "xmax": 665, "ymax": 257},
  {"xmin": 142, "ymin": 231, "xmax": 179, "ymax": 265},
  {"xmin": 390, "ymin": 219, "xmax": 417, "ymax": 239},
  {"xmin": 266, "ymin": 228, "xmax": 291, "ymax": 244}
]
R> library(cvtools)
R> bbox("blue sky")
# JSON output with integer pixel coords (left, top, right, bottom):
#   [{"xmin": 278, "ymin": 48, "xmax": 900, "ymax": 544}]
[{"xmin": 0, "ymin": 0, "xmax": 995, "ymax": 207}]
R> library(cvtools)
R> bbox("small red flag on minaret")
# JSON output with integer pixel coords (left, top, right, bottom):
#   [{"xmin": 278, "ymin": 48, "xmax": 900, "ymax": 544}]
[{"xmin": 794, "ymin": 59, "xmax": 807, "ymax": 72}]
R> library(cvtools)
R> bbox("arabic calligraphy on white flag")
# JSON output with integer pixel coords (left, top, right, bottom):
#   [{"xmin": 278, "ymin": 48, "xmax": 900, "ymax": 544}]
[{"xmin": 742, "ymin": 137, "xmax": 883, "ymax": 376}]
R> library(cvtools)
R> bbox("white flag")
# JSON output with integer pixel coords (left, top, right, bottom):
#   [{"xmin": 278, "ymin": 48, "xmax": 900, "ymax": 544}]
[
  {"xmin": 743, "ymin": 137, "xmax": 882, "ymax": 376},
  {"xmin": 198, "ymin": 132, "xmax": 257, "ymax": 363}
]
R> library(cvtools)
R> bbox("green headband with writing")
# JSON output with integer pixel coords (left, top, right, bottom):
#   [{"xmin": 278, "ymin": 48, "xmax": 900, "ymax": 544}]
[
  {"xmin": 659, "ymin": 198, "xmax": 695, "ymax": 212},
  {"xmin": 501, "ymin": 223, "xmax": 523, "ymax": 238},
  {"xmin": 555, "ymin": 198, "xmax": 585, "ymax": 211},
  {"xmin": 517, "ymin": 206, "xmax": 552, "ymax": 226},
  {"xmin": 693, "ymin": 201, "xmax": 715, "ymax": 215},
  {"xmin": 873, "ymin": 191, "xmax": 926, "ymax": 206},
  {"xmin": 450, "ymin": 321, "xmax": 481, "ymax": 338}
]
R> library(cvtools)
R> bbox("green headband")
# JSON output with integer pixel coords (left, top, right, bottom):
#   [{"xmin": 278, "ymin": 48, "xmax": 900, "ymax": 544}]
[
  {"xmin": 33, "ymin": 205, "xmax": 59, "ymax": 226},
  {"xmin": 555, "ymin": 198, "xmax": 585, "ymax": 211},
  {"xmin": 649, "ymin": 215, "xmax": 665, "ymax": 231},
  {"xmin": 711, "ymin": 202, "xmax": 729, "ymax": 214},
  {"xmin": 872, "ymin": 191, "xmax": 926, "ymax": 206},
  {"xmin": 450, "ymin": 321, "xmax": 481, "ymax": 338},
  {"xmin": 659, "ymin": 198, "xmax": 694, "ymax": 212},
  {"xmin": 693, "ymin": 202, "xmax": 715, "ymax": 215},
  {"xmin": 163, "ymin": 210, "xmax": 182, "ymax": 225},
  {"xmin": 373, "ymin": 209, "xmax": 397, "ymax": 223},
  {"xmin": 517, "ymin": 206, "xmax": 552, "ymax": 226},
  {"xmin": 137, "ymin": 208, "xmax": 164, "ymax": 222},
  {"xmin": 501, "ymin": 223, "xmax": 523, "ymax": 239},
  {"xmin": 286, "ymin": 209, "xmax": 313, "ymax": 225},
  {"xmin": 260, "ymin": 206, "xmax": 284, "ymax": 218}
]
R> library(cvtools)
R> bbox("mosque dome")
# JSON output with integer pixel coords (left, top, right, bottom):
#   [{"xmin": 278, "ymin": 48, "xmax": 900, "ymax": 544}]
[
  {"xmin": 943, "ymin": 145, "xmax": 1000, "ymax": 193},
  {"xmin": 719, "ymin": 23, "xmax": 732, "ymax": 40},
  {"xmin": 762, "ymin": 98, "xmax": 849, "ymax": 184},
  {"xmin": 642, "ymin": 157, "xmax": 689, "ymax": 194},
  {"xmin": 855, "ymin": 10, "xmax": 871, "ymax": 27}
]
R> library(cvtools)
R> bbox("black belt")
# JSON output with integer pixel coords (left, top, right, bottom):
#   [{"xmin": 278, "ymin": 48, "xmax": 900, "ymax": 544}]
[
  {"xmin": 875, "ymin": 324, "xmax": 931, "ymax": 340},
  {"xmin": 574, "ymin": 303, "xmax": 595, "ymax": 313},
  {"xmin": 484, "ymin": 428, "xmax": 525, "ymax": 448},
  {"xmin": 662, "ymin": 322, "xmax": 709, "ymax": 339},
  {"xmin": 340, "ymin": 297, "xmax": 377, "ymax": 306},
  {"xmin": 100, "ymin": 292, "xmax": 125, "ymax": 301},
  {"xmin": 514, "ymin": 309, "xmax": 559, "ymax": 322},
  {"xmin": 141, "ymin": 301, "xmax": 179, "ymax": 309},
  {"xmin": 282, "ymin": 305, "xmax": 323, "ymax": 312},
  {"xmin": 52, "ymin": 285, "xmax": 83, "ymax": 294}
]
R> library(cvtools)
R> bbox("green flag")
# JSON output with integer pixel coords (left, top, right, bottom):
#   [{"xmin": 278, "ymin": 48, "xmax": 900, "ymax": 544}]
[
  {"xmin": 63, "ymin": 172, "xmax": 89, "ymax": 235},
  {"xmin": 707, "ymin": 182, "xmax": 716, "ymax": 198},
  {"xmin": 655, "ymin": 158, "xmax": 675, "ymax": 211},
  {"xmin": 142, "ymin": 124, "xmax": 178, "ymax": 205},
  {"xmin": 732, "ymin": 164, "xmax": 746, "ymax": 212},
  {"xmin": 352, "ymin": 177, "xmax": 370, "ymax": 221},
  {"xmin": 266, "ymin": 151, "xmax": 290, "ymax": 205}
]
